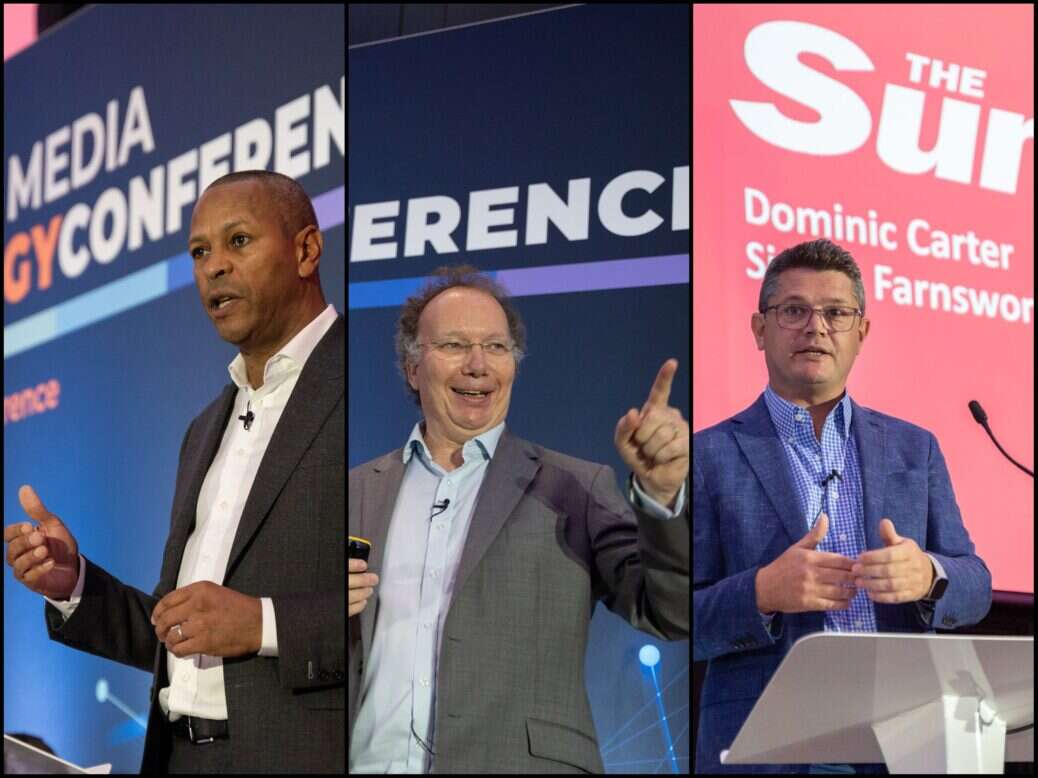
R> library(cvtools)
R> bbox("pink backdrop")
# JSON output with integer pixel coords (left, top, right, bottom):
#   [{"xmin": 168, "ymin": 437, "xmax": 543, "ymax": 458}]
[
  {"xmin": 4, "ymin": 5, "xmax": 37, "ymax": 61},
  {"xmin": 693, "ymin": 4, "xmax": 1033, "ymax": 594}
]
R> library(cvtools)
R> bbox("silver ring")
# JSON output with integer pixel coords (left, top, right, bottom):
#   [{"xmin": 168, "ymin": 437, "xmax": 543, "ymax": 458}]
[{"xmin": 172, "ymin": 624, "xmax": 183, "ymax": 641}]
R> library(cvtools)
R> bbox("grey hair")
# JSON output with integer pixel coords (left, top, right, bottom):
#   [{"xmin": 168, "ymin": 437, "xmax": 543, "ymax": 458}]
[
  {"xmin": 395, "ymin": 265, "xmax": 527, "ymax": 408},
  {"xmin": 758, "ymin": 238, "xmax": 866, "ymax": 314}
]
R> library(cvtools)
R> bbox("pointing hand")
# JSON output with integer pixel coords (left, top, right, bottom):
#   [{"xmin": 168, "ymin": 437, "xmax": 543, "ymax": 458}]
[{"xmin": 614, "ymin": 359, "xmax": 689, "ymax": 508}]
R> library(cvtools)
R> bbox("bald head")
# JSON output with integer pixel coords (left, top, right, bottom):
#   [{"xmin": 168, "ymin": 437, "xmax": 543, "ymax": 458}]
[
  {"xmin": 189, "ymin": 173, "xmax": 326, "ymax": 385},
  {"xmin": 204, "ymin": 170, "xmax": 318, "ymax": 243}
]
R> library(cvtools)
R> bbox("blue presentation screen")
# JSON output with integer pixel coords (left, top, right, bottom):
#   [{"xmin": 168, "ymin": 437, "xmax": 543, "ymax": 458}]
[
  {"xmin": 349, "ymin": 6, "xmax": 689, "ymax": 772},
  {"xmin": 4, "ymin": 5, "xmax": 344, "ymax": 773}
]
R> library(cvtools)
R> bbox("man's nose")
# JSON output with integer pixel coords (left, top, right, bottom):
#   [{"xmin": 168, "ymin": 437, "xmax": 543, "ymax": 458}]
[
  {"xmin": 196, "ymin": 248, "xmax": 233, "ymax": 279},
  {"xmin": 463, "ymin": 346, "xmax": 488, "ymax": 372},
  {"xmin": 803, "ymin": 310, "xmax": 830, "ymax": 333}
]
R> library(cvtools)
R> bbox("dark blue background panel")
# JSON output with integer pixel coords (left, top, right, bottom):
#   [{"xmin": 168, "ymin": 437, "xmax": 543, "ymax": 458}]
[
  {"xmin": 349, "ymin": 5, "xmax": 689, "ymax": 772},
  {"xmin": 4, "ymin": 5, "xmax": 344, "ymax": 774}
]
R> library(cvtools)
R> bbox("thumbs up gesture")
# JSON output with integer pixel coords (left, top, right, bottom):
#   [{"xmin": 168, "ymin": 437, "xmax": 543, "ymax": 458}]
[
  {"xmin": 4, "ymin": 485, "xmax": 80, "ymax": 600},
  {"xmin": 852, "ymin": 518, "xmax": 935, "ymax": 603},
  {"xmin": 614, "ymin": 359, "xmax": 689, "ymax": 509}
]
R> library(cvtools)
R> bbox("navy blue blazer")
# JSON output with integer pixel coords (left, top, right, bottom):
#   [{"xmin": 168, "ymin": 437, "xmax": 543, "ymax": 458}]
[{"xmin": 693, "ymin": 393, "xmax": 991, "ymax": 774}]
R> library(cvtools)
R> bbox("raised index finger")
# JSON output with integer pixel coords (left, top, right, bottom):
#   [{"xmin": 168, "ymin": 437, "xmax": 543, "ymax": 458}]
[{"xmin": 642, "ymin": 359, "xmax": 678, "ymax": 413}]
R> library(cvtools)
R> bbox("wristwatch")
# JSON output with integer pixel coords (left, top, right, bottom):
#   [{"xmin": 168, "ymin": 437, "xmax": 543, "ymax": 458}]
[{"xmin": 922, "ymin": 561, "xmax": 948, "ymax": 602}]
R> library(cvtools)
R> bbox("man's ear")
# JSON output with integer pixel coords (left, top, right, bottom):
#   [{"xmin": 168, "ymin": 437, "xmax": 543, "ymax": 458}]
[
  {"xmin": 857, "ymin": 316, "xmax": 870, "ymax": 346},
  {"xmin": 297, "ymin": 226, "xmax": 323, "ymax": 279},
  {"xmin": 750, "ymin": 312, "xmax": 765, "ymax": 350}
]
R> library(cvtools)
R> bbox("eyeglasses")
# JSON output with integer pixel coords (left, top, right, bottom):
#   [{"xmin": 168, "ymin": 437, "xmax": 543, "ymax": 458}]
[
  {"xmin": 420, "ymin": 339, "xmax": 514, "ymax": 358},
  {"xmin": 763, "ymin": 304, "xmax": 862, "ymax": 332}
]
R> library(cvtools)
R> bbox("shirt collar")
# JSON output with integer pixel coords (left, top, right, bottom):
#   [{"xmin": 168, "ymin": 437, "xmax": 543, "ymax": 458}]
[
  {"xmin": 403, "ymin": 420, "xmax": 507, "ymax": 466},
  {"xmin": 227, "ymin": 304, "xmax": 338, "ymax": 391},
  {"xmin": 763, "ymin": 384, "xmax": 853, "ymax": 439}
]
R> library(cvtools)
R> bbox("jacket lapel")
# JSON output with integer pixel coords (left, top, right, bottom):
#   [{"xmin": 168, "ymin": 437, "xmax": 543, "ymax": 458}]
[
  {"xmin": 448, "ymin": 430, "xmax": 540, "ymax": 612},
  {"xmin": 850, "ymin": 398, "xmax": 886, "ymax": 550},
  {"xmin": 232, "ymin": 318, "xmax": 344, "ymax": 569},
  {"xmin": 733, "ymin": 395, "xmax": 806, "ymax": 541},
  {"xmin": 358, "ymin": 428, "xmax": 541, "ymax": 646},
  {"xmin": 171, "ymin": 316, "xmax": 344, "ymax": 584}
]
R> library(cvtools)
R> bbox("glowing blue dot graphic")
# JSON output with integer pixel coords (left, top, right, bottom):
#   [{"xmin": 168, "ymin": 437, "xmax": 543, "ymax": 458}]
[{"xmin": 639, "ymin": 644, "xmax": 661, "ymax": 668}]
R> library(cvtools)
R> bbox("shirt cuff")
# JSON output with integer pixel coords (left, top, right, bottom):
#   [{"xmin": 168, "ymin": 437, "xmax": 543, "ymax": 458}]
[
  {"xmin": 257, "ymin": 596, "xmax": 279, "ymax": 656},
  {"xmin": 630, "ymin": 476, "xmax": 686, "ymax": 519},
  {"xmin": 925, "ymin": 553, "xmax": 948, "ymax": 588},
  {"xmin": 43, "ymin": 553, "xmax": 87, "ymax": 619}
]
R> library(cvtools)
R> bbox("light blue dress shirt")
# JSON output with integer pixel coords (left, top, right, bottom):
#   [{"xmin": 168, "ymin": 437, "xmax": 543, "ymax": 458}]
[
  {"xmin": 349, "ymin": 421, "xmax": 686, "ymax": 773},
  {"xmin": 760, "ymin": 386, "xmax": 946, "ymax": 633}
]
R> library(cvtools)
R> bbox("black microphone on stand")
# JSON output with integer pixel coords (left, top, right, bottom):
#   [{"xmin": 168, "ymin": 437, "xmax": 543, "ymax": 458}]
[{"xmin": 968, "ymin": 400, "xmax": 1033, "ymax": 477}]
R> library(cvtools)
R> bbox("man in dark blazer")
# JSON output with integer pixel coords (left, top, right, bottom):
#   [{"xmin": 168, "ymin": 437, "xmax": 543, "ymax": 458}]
[
  {"xmin": 4, "ymin": 171, "xmax": 344, "ymax": 773},
  {"xmin": 348, "ymin": 266, "xmax": 690, "ymax": 773}
]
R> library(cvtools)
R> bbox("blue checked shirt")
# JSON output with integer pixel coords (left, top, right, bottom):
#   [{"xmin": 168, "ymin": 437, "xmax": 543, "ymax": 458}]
[
  {"xmin": 760, "ymin": 386, "xmax": 944, "ymax": 632},
  {"xmin": 763, "ymin": 386, "xmax": 878, "ymax": 632}
]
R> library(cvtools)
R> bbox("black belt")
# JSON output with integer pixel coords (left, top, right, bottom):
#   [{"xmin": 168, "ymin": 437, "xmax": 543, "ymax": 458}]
[{"xmin": 171, "ymin": 715, "xmax": 229, "ymax": 744}]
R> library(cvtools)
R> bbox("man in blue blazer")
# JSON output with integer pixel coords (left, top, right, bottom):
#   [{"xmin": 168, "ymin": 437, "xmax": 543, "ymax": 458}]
[{"xmin": 693, "ymin": 239, "xmax": 992, "ymax": 774}]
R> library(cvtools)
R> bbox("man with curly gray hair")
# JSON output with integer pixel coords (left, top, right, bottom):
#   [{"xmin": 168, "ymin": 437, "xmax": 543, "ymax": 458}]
[{"xmin": 348, "ymin": 264, "xmax": 690, "ymax": 773}]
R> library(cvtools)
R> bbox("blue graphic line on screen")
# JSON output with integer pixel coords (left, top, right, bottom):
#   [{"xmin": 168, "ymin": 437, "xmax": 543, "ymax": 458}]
[
  {"xmin": 4, "ymin": 262, "xmax": 167, "ymax": 359},
  {"xmin": 2, "ymin": 307, "xmax": 58, "ymax": 357},
  {"xmin": 2, "ymin": 185, "xmax": 345, "ymax": 360},
  {"xmin": 312, "ymin": 186, "xmax": 345, "ymax": 233},
  {"xmin": 348, "ymin": 253, "xmax": 689, "ymax": 310},
  {"xmin": 167, "ymin": 253, "xmax": 195, "ymax": 292},
  {"xmin": 349, "ymin": 274, "xmax": 430, "ymax": 310},
  {"xmin": 110, "ymin": 717, "xmax": 147, "ymax": 746},
  {"xmin": 646, "ymin": 662, "xmax": 680, "ymax": 774},
  {"xmin": 95, "ymin": 678, "xmax": 148, "ymax": 731},
  {"xmin": 599, "ymin": 644, "xmax": 688, "ymax": 773}
]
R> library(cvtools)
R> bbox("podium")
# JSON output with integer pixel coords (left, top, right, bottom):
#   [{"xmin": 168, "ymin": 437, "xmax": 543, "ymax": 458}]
[
  {"xmin": 720, "ymin": 632, "xmax": 1034, "ymax": 773},
  {"xmin": 3, "ymin": 735, "xmax": 112, "ymax": 774}
]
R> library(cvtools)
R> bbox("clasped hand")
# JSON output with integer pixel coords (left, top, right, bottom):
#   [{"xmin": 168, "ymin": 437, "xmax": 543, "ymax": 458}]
[
  {"xmin": 853, "ymin": 519, "xmax": 935, "ymax": 604},
  {"xmin": 151, "ymin": 580, "xmax": 262, "ymax": 658}
]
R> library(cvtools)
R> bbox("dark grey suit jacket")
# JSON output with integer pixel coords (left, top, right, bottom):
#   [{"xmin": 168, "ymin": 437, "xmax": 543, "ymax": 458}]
[
  {"xmin": 45, "ymin": 315, "xmax": 345, "ymax": 774},
  {"xmin": 348, "ymin": 429, "xmax": 690, "ymax": 773}
]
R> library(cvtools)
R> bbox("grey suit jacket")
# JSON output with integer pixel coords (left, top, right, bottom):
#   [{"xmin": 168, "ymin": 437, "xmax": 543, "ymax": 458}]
[
  {"xmin": 45, "ymin": 316, "xmax": 345, "ymax": 774},
  {"xmin": 348, "ymin": 429, "xmax": 690, "ymax": 773}
]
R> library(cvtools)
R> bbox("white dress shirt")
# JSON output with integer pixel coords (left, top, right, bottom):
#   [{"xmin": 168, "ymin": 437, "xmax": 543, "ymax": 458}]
[{"xmin": 46, "ymin": 303, "xmax": 339, "ymax": 723}]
